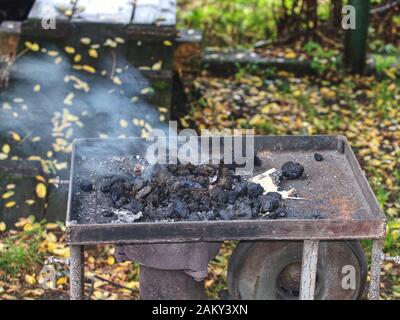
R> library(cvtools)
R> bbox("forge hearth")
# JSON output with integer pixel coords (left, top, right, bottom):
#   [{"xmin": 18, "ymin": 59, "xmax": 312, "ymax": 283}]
[{"xmin": 66, "ymin": 135, "xmax": 386, "ymax": 300}]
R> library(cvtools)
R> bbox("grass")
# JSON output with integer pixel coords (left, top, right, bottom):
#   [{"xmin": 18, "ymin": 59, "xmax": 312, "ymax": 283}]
[{"xmin": 0, "ymin": 217, "xmax": 45, "ymax": 279}]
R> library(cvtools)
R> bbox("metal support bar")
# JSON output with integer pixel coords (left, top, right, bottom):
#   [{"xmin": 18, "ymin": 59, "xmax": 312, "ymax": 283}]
[
  {"xmin": 300, "ymin": 240, "xmax": 319, "ymax": 300},
  {"xmin": 344, "ymin": 0, "xmax": 371, "ymax": 74},
  {"xmin": 369, "ymin": 239, "xmax": 384, "ymax": 300},
  {"xmin": 70, "ymin": 245, "xmax": 84, "ymax": 300}
]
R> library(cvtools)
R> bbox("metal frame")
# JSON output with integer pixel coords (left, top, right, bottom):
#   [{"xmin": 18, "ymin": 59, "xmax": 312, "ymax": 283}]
[
  {"xmin": 67, "ymin": 136, "xmax": 386, "ymax": 300},
  {"xmin": 69, "ymin": 238, "xmax": 384, "ymax": 300}
]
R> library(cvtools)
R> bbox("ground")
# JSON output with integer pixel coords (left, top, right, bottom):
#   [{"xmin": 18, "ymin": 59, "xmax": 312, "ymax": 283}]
[
  {"xmin": 1, "ymin": 66, "xmax": 399, "ymax": 299},
  {"xmin": 1, "ymin": 0, "xmax": 400, "ymax": 300}
]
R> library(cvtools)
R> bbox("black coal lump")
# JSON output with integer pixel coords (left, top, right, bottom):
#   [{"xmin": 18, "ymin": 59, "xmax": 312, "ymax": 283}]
[
  {"xmin": 173, "ymin": 200, "xmax": 189, "ymax": 218},
  {"xmin": 110, "ymin": 183, "xmax": 125, "ymax": 203},
  {"xmin": 210, "ymin": 186, "xmax": 223, "ymax": 201},
  {"xmin": 265, "ymin": 192, "xmax": 282, "ymax": 202},
  {"xmin": 269, "ymin": 207, "xmax": 287, "ymax": 219},
  {"xmin": 219, "ymin": 207, "xmax": 235, "ymax": 220},
  {"xmin": 227, "ymin": 190, "xmax": 240, "ymax": 204},
  {"xmin": 254, "ymin": 154, "xmax": 262, "ymax": 167},
  {"xmin": 281, "ymin": 161, "xmax": 304, "ymax": 179},
  {"xmin": 80, "ymin": 179, "xmax": 93, "ymax": 192},
  {"xmin": 102, "ymin": 210, "xmax": 114, "ymax": 218},
  {"xmin": 234, "ymin": 203, "xmax": 253, "ymax": 220},
  {"xmin": 258, "ymin": 192, "xmax": 281, "ymax": 212},
  {"xmin": 205, "ymin": 211, "xmax": 217, "ymax": 220},
  {"xmin": 314, "ymin": 153, "xmax": 324, "ymax": 161},
  {"xmin": 247, "ymin": 182, "xmax": 264, "ymax": 198},
  {"xmin": 188, "ymin": 212, "xmax": 202, "ymax": 221},
  {"xmin": 122, "ymin": 200, "xmax": 143, "ymax": 214}
]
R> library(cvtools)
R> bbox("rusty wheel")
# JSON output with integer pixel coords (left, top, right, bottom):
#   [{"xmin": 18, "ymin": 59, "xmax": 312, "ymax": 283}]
[{"xmin": 227, "ymin": 241, "xmax": 367, "ymax": 300}]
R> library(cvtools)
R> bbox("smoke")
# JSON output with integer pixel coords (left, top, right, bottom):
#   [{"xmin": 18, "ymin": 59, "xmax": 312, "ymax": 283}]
[{"xmin": 0, "ymin": 39, "xmax": 167, "ymax": 178}]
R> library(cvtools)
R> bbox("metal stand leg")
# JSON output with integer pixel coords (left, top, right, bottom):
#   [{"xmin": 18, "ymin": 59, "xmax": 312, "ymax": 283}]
[
  {"xmin": 70, "ymin": 245, "xmax": 84, "ymax": 300},
  {"xmin": 300, "ymin": 240, "xmax": 319, "ymax": 300},
  {"xmin": 369, "ymin": 239, "xmax": 383, "ymax": 300}
]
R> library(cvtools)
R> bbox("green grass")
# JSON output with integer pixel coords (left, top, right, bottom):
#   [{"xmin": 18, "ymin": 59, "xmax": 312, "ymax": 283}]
[{"xmin": 0, "ymin": 217, "xmax": 45, "ymax": 279}]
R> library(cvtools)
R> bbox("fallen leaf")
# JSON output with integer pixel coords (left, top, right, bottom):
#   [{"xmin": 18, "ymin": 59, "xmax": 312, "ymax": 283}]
[
  {"xmin": 5, "ymin": 201, "xmax": 16, "ymax": 208},
  {"xmin": 36, "ymin": 183, "xmax": 47, "ymax": 199},
  {"xmin": 25, "ymin": 274, "xmax": 36, "ymax": 285}
]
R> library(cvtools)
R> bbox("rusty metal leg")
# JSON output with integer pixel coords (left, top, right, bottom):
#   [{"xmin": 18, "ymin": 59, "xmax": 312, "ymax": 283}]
[
  {"xmin": 70, "ymin": 245, "xmax": 84, "ymax": 300},
  {"xmin": 369, "ymin": 239, "xmax": 383, "ymax": 300},
  {"xmin": 300, "ymin": 240, "xmax": 319, "ymax": 300}
]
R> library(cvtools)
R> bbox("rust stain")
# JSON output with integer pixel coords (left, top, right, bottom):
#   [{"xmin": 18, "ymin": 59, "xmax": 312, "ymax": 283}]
[{"xmin": 328, "ymin": 197, "xmax": 357, "ymax": 220}]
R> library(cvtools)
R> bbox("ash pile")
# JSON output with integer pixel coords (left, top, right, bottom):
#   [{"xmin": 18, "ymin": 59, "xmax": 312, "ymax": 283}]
[{"xmin": 78, "ymin": 159, "xmax": 305, "ymax": 223}]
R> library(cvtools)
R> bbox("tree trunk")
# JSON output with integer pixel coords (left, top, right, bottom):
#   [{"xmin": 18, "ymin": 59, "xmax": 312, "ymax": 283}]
[
  {"xmin": 331, "ymin": 0, "xmax": 343, "ymax": 29},
  {"xmin": 304, "ymin": 0, "xmax": 318, "ymax": 39}
]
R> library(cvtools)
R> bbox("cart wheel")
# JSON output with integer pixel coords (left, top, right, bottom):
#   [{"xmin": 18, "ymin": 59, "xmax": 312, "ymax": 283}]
[{"xmin": 227, "ymin": 241, "xmax": 367, "ymax": 300}]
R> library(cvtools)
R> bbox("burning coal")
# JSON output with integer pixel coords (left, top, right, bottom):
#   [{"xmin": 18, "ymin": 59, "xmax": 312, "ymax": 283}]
[{"xmin": 77, "ymin": 159, "xmax": 304, "ymax": 223}]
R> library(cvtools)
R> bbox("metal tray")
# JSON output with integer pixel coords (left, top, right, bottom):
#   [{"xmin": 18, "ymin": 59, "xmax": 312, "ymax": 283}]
[{"xmin": 66, "ymin": 135, "xmax": 386, "ymax": 244}]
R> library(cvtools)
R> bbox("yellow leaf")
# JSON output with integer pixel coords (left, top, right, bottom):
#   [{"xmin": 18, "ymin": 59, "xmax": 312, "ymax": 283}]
[
  {"xmin": 47, "ymin": 50, "xmax": 59, "ymax": 57},
  {"xmin": 126, "ymin": 281, "xmax": 139, "ymax": 289},
  {"xmin": 107, "ymin": 256, "xmax": 115, "ymax": 265},
  {"xmin": 141, "ymin": 87, "xmax": 153, "ymax": 95},
  {"xmin": 23, "ymin": 223, "xmax": 33, "ymax": 231},
  {"xmin": 45, "ymin": 223, "xmax": 59, "ymax": 230},
  {"xmin": 384, "ymin": 68, "xmax": 397, "ymax": 80},
  {"xmin": 115, "ymin": 37, "xmax": 125, "ymax": 44},
  {"xmin": 163, "ymin": 40, "xmax": 173, "ymax": 46},
  {"xmin": 5, "ymin": 201, "xmax": 16, "ymax": 208},
  {"xmin": 56, "ymin": 276, "xmax": 67, "ymax": 286},
  {"xmin": 36, "ymin": 175, "xmax": 46, "ymax": 183},
  {"xmin": 120, "ymin": 119, "xmax": 128, "ymax": 128},
  {"xmin": 46, "ymin": 232, "xmax": 57, "ymax": 243},
  {"xmin": 293, "ymin": 90, "xmax": 302, "ymax": 97},
  {"xmin": 180, "ymin": 118, "xmax": 189, "ymax": 128},
  {"xmin": 10, "ymin": 131, "xmax": 21, "ymax": 142},
  {"xmin": 152, "ymin": 61, "xmax": 162, "ymax": 70},
  {"xmin": 25, "ymin": 199, "xmax": 35, "ymax": 205},
  {"xmin": 36, "ymin": 183, "xmax": 47, "ymax": 199},
  {"xmin": 64, "ymin": 46, "xmax": 75, "ymax": 54},
  {"xmin": 104, "ymin": 39, "xmax": 117, "ymax": 48},
  {"xmin": 388, "ymin": 220, "xmax": 400, "ymax": 230},
  {"xmin": 2, "ymin": 191, "xmax": 15, "ymax": 199},
  {"xmin": 80, "ymin": 37, "xmax": 92, "ymax": 45},
  {"xmin": 0, "ymin": 222, "xmax": 6, "ymax": 232},
  {"xmin": 88, "ymin": 49, "xmax": 98, "ymax": 59},
  {"xmin": 113, "ymin": 76, "xmax": 122, "ymax": 85},
  {"xmin": 74, "ymin": 54, "xmax": 82, "ymax": 63},
  {"xmin": 25, "ymin": 274, "xmax": 36, "ymax": 285},
  {"xmin": 82, "ymin": 65, "xmax": 96, "ymax": 74},
  {"xmin": 284, "ymin": 51, "xmax": 297, "ymax": 59},
  {"xmin": 53, "ymin": 247, "xmax": 70, "ymax": 258},
  {"xmin": 25, "ymin": 41, "xmax": 40, "ymax": 52},
  {"xmin": 2, "ymin": 144, "xmax": 10, "ymax": 154},
  {"xmin": 15, "ymin": 217, "xmax": 31, "ymax": 228}
]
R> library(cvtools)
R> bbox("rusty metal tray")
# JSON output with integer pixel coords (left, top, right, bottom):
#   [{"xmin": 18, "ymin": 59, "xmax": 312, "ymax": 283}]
[{"xmin": 66, "ymin": 135, "xmax": 386, "ymax": 244}]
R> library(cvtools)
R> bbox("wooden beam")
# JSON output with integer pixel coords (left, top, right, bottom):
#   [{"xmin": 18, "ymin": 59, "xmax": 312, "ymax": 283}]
[
  {"xmin": 72, "ymin": 0, "xmax": 134, "ymax": 24},
  {"xmin": 132, "ymin": 0, "xmax": 176, "ymax": 26}
]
